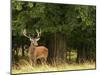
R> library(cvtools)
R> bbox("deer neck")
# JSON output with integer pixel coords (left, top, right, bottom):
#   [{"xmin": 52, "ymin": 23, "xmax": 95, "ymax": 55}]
[{"xmin": 30, "ymin": 42, "xmax": 36, "ymax": 49}]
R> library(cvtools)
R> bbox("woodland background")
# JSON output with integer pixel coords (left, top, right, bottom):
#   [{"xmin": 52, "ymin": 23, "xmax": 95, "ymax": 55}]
[{"xmin": 12, "ymin": 0, "xmax": 96, "ymax": 73}]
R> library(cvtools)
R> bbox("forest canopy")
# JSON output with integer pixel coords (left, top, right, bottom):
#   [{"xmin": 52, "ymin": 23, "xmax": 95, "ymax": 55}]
[{"xmin": 12, "ymin": 0, "xmax": 96, "ymax": 63}]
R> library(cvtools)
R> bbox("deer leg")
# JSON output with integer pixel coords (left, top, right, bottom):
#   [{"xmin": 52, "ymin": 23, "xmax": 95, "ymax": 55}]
[
  {"xmin": 29, "ymin": 57, "xmax": 33, "ymax": 66},
  {"xmin": 33, "ymin": 57, "xmax": 36, "ymax": 66},
  {"xmin": 41, "ymin": 58, "xmax": 44, "ymax": 65},
  {"xmin": 44, "ymin": 57, "xmax": 47, "ymax": 64},
  {"xmin": 41, "ymin": 57, "xmax": 47, "ymax": 65}
]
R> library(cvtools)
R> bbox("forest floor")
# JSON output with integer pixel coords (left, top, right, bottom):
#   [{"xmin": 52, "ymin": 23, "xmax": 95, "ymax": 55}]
[{"xmin": 12, "ymin": 60, "xmax": 95, "ymax": 74}]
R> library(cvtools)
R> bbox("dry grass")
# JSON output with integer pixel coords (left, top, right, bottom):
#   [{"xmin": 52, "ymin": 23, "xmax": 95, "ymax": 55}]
[{"xmin": 12, "ymin": 59, "xmax": 95, "ymax": 74}]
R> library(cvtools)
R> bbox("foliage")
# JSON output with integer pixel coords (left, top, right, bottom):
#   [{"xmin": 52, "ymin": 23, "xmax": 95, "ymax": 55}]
[{"xmin": 12, "ymin": 0, "xmax": 96, "ymax": 63}]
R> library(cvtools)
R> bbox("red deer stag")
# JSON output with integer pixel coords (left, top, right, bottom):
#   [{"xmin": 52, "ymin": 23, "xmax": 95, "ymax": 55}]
[{"xmin": 23, "ymin": 29, "xmax": 48, "ymax": 66}]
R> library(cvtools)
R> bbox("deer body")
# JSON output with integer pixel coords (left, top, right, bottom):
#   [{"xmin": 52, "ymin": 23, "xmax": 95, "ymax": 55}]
[
  {"xmin": 23, "ymin": 29, "xmax": 48, "ymax": 66},
  {"xmin": 29, "ymin": 45, "xmax": 48, "ymax": 65}
]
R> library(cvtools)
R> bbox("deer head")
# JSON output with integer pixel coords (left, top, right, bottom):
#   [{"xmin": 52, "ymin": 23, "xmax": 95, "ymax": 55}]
[{"xmin": 23, "ymin": 29, "xmax": 41, "ymax": 46}]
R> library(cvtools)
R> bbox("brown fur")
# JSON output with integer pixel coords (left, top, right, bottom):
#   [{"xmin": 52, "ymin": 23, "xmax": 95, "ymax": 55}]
[{"xmin": 28, "ymin": 45, "xmax": 48, "ymax": 66}]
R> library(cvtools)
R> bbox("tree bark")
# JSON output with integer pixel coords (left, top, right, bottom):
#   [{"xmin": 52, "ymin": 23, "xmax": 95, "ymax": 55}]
[
  {"xmin": 48, "ymin": 32, "xmax": 66, "ymax": 64},
  {"xmin": 22, "ymin": 45, "xmax": 25, "ymax": 56},
  {"xmin": 76, "ymin": 45, "xmax": 87, "ymax": 63}
]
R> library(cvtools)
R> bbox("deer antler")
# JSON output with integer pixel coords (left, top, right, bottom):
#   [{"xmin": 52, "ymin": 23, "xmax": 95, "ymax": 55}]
[
  {"xmin": 23, "ymin": 29, "xmax": 31, "ymax": 39},
  {"xmin": 36, "ymin": 29, "xmax": 41, "ymax": 38}
]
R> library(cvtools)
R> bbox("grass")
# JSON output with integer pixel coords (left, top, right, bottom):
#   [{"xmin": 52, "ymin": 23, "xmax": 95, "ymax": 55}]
[
  {"xmin": 12, "ymin": 50, "xmax": 95, "ymax": 74},
  {"xmin": 12, "ymin": 60, "xmax": 95, "ymax": 74}
]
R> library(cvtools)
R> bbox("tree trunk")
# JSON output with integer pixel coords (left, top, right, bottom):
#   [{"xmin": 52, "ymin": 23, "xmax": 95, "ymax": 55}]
[
  {"xmin": 22, "ymin": 46, "xmax": 25, "ymax": 56},
  {"xmin": 48, "ymin": 32, "xmax": 66, "ymax": 64},
  {"xmin": 76, "ymin": 45, "xmax": 87, "ymax": 63},
  {"xmin": 68, "ymin": 49, "xmax": 71, "ymax": 63},
  {"xmin": 76, "ymin": 42, "xmax": 96, "ymax": 63}
]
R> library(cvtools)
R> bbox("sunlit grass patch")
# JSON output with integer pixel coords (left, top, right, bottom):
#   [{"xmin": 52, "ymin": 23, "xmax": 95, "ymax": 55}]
[{"xmin": 12, "ymin": 60, "xmax": 95, "ymax": 74}]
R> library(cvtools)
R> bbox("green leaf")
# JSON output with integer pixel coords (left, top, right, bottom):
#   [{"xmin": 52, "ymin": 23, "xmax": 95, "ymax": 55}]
[
  {"xmin": 28, "ymin": 2, "xmax": 33, "ymax": 8},
  {"xmin": 16, "ymin": 5, "xmax": 22, "ymax": 11}
]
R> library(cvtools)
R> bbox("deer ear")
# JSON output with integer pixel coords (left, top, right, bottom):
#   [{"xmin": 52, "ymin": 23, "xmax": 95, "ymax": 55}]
[
  {"xmin": 36, "ymin": 38, "xmax": 40, "ymax": 41},
  {"xmin": 30, "ymin": 38, "xmax": 32, "ymax": 41}
]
